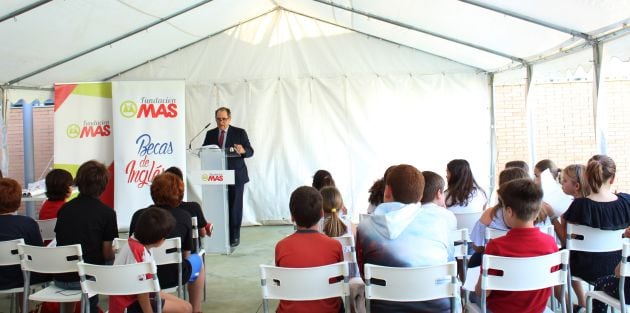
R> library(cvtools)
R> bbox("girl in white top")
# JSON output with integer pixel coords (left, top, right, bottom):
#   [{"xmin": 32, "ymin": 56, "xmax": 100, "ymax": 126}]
[{"xmin": 445, "ymin": 159, "xmax": 488, "ymax": 215}]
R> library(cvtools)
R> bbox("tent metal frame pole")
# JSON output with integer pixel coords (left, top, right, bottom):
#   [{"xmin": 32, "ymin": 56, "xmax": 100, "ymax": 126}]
[
  {"xmin": 283, "ymin": 8, "xmax": 487, "ymax": 73},
  {"xmin": 525, "ymin": 65, "xmax": 536, "ymax": 173},
  {"xmin": 488, "ymin": 73, "xmax": 497, "ymax": 200},
  {"xmin": 310, "ymin": 0, "xmax": 525, "ymax": 65},
  {"xmin": 458, "ymin": 0, "xmax": 590, "ymax": 40},
  {"xmin": 0, "ymin": 0, "xmax": 52, "ymax": 24},
  {"xmin": 102, "ymin": 7, "xmax": 278, "ymax": 81},
  {"xmin": 592, "ymin": 42, "xmax": 606, "ymax": 155},
  {"xmin": 7, "ymin": 0, "xmax": 215, "ymax": 86}
]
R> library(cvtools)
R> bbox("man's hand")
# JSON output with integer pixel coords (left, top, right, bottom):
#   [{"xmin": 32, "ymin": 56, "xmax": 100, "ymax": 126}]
[{"xmin": 234, "ymin": 144, "xmax": 245, "ymax": 154}]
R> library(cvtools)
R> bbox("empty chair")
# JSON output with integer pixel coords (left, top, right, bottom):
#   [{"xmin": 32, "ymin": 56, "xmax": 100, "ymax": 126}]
[
  {"xmin": 586, "ymin": 239, "xmax": 630, "ymax": 313},
  {"xmin": 36, "ymin": 218, "xmax": 57, "ymax": 243},
  {"xmin": 364, "ymin": 262, "xmax": 459, "ymax": 313},
  {"xmin": 566, "ymin": 224, "xmax": 626, "ymax": 310},
  {"xmin": 18, "ymin": 244, "xmax": 86, "ymax": 313},
  {"xmin": 77, "ymin": 261, "xmax": 162, "ymax": 313},
  {"xmin": 259, "ymin": 261, "xmax": 350, "ymax": 313},
  {"xmin": 454, "ymin": 212, "xmax": 483, "ymax": 235},
  {"xmin": 151, "ymin": 237, "xmax": 183, "ymax": 297},
  {"xmin": 466, "ymin": 250, "xmax": 569, "ymax": 313},
  {"xmin": 0, "ymin": 239, "xmax": 25, "ymax": 313}
]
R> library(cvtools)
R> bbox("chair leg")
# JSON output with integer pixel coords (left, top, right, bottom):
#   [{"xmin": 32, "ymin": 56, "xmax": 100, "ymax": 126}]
[
  {"xmin": 585, "ymin": 294, "xmax": 592, "ymax": 313},
  {"xmin": 262, "ymin": 299, "xmax": 269, "ymax": 313}
]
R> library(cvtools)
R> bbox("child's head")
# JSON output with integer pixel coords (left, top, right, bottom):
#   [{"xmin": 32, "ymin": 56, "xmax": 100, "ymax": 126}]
[
  {"xmin": 561, "ymin": 164, "xmax": 589, "ymax": 198},
  {"xmin": 498, "ymin": 178, "xmax": 543, "ymax": 224},
  {"xmin": 312, "ymin": 170, "xmax": 335, "ymax": 191},
  {"xmin": 75, "ymin": 160, "xmax": 109, "ymax": 197},
  {"xmin": 505, "ymin": 160, "xmax": 529, "ymax": 173},
  {"xmin": 165, "ymin": 166, "xmax": 184, "ymax": 180},
  {"xmin": 134, "ymin": 206, "xmax": 176, "ymax": 245},
  {"xmin": 498, "ymin": 167, "xmax": 529, "ymax": 185},
  {"xmin": 586, "ymin": 154, "xmax": 616, "ymax": 193},
  {"xmin": 367, "ymin": 178, "xmax": 385, "ymax": 207},
  {"xmin": 320, "ymin": 186, "xmax": 347, "ymax": 237},
  {"xmin": 421, "ymin": 171, "xmax": 445, "ymax": 206},
  {"xmin": 534, "ymin": 159, "xmax": 560, "ymax": 185},
  {"xmin": 151, "ymin": 172, "xmax": 184, "ymax": 208},
  {"xmin": 445, "ymin": 159, "xmax": 483, "ymax": 206},
  {"xmin": 385, "ymin": 164, "xmax": 424, "ymax": 204},
  {"xmin": 0, "ymin": 178, "xmax": 22, "ymax": 214},
  {"xmin": 45, "ymin": 169, "xmax": 73, "ymax": 201},
  {"xmin": 289, "ymin": 186, "xmax": 323, "ymax": 228}
]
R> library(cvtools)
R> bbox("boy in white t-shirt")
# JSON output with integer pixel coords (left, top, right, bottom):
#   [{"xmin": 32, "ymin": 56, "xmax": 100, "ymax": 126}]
[{"xmin": 109, "ymin": 207, "xmax": 192, "ymax": 313}]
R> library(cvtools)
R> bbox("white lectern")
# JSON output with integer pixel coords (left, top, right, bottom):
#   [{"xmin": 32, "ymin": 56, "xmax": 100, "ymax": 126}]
[{"xmin": 193, "ymin": 147, "xmax": 235, "ymax": 254}]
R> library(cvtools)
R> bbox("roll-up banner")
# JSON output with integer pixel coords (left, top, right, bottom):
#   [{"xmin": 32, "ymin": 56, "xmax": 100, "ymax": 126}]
[
  {"xmin": 53, "ymin": 82, "xmax": 114, "ymax": 207},
  {"xmin": 112, "ymin": 81, "xmax": 186, "ymax": 228}
]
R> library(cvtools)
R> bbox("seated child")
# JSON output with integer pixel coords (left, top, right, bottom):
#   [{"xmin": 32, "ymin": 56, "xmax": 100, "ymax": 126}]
[
  {"xmin": 275, "ymin": 186, "xmax": 344, "ymax": 313},
  {"xmin": 421, "ymin": 171, "xmax": 457, "ymax": 231},
  {"xmin": 475, "ymin": 178, "xmax": 558, "ymax": 313},
  {"xmin": 110, "ymin": 207, "xmax": 192, "ymax": 313},
  {"xmin": 0, "ymin": 178, "xmax": 49, "ymax": 308},
  {"xmin": 319, "ymin": 186, "xmax": 351, "ymax": 238},
  {"xmin": 39, "ymin": 168, "xmax": 73, "ymax": 220}
]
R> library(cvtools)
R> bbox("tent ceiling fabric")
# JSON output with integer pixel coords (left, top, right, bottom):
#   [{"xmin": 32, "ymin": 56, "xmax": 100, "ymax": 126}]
[{"xmin": 1, "ymin": 0, "xmax": 629, "ymax": 87}]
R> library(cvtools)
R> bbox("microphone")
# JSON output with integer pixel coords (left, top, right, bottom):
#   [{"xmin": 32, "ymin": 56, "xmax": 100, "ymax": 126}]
[{"xmin": 188, "ymin": 122, "xmax": 212, "ymax": 150}]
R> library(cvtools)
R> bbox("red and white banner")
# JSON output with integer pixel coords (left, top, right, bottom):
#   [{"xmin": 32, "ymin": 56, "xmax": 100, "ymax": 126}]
[
  {"xmin": 53, "ymin": 82, "xmax": 114, "ymax": 207},
  {"xmin": 112, "ymin": 81, "xmax": 186, "ymax": 228}
]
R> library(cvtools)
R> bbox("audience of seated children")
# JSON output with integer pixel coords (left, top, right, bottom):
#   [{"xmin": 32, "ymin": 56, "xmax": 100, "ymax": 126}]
[
  {"xmin": 475, "ymin": 178, "xmax": 558, "ymax": 313},
  {"xmin": 55, "ymin": 160, "xmax": 118, "ymax": 313},
  {"xmin": 274, "ymin": 186, "xmax": 344, "ymax": 313},
  {"xmin": 39, "ymin": 168, "xmax": 73, "ymax": 220},
  {"xmin": 420, "ymin": 171, "xmax": 457, "ymax": 231},
  {"xmin": 505, "ymin": 160, "xmax": 530, "ymax": 174},
  {"xmin": 319, "ymin": 186, "xmax": 350, "ymax": 238},
  {"xmin": 591, "ymin": 226, "xmax": 630, "ymax": 313},
  {"xmin": 129, "ymin": 172, "xmax": 205, "ymax": 313},
  {"xmin": 164, "ymin": 166, "xmax": 211, "ymax": 239},
  {"xmin": 0, "ymin": 178, "xmax": 49, "ymax": 307},
  {"xmin": 560, "ymin": 155, "xmax": 630, "ymax": 311},
  {"xmin": 356, "ymin": 164, "xmax": 454, "ymax": 312},
  {"xmin": 445, "ymin": 159, "xmax": 488, "ymax": 215},
  {"xmin": 109, "ymin": 207, "xmax": 192, "ymax": 313}
]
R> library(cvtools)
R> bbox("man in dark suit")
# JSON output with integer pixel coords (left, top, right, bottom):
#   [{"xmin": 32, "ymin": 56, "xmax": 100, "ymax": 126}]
[{"xmin": 202, "ymin": 107, "xmax": 254, "ymax": 247}]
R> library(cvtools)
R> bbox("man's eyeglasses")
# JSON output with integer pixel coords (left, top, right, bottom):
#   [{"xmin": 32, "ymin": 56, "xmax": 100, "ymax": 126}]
[{"xmin": 216, "ymin": 117, "xmax": 229, "ymax": 121}]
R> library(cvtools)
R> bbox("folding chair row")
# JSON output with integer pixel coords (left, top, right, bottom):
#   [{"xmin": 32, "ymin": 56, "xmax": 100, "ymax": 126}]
[{"xmin": 586, "ymin": 238, "xmax": 630, "ymax": 313}]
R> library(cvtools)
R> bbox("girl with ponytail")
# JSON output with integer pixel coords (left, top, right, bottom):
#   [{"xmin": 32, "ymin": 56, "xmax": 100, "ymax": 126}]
[{"xmin": 319, "ymin": 186, "xmax": 349, "ymax": 238}]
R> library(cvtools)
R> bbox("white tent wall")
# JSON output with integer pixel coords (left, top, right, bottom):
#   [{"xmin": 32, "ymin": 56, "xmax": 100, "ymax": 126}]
[{"xmin": 117, "ymin": 10, "xmax": 490, "ymax": 224}]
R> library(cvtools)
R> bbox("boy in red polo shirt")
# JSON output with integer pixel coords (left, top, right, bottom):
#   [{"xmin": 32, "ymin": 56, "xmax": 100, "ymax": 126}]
[{"xmin": 476, "ymin": 178, "xmax": 558, "ymax": 313}]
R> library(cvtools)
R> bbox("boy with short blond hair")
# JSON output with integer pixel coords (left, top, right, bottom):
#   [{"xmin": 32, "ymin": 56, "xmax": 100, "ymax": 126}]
[{"xmin": 475, "ymin": 178, "xmax": 558, "ymax": 313}]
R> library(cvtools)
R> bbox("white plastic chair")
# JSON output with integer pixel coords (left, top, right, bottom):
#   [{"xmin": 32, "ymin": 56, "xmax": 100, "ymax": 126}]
[
  {"xmin": 466, "ymin": 250, "xmax": 569, "ymax": 313},
  {"xmin": 450, "ymin": 228, "xmax": 470, "ymax": 305},
  {"xmin": 191, "ymin": 216, "xmax": 206, "ymax": 301},
  {"xmin": 18, "ymin": 244, "xmax": 86, "ymax": 313},
  {"xmin": 586, "ymin": 238, "xmax": 630, "ymax": 313},
  {"xmin": 454, "ymin": 212, "xmax": 482, "ymax": 235},
  {"xmin": 150, "ymin": 237, "xmax": 183, "ymax": 297},
  {"xmin": 364, "ymin": 261, "xmax": 459, "ymax": 313},
  {"xmin": 0, "ymin": 239, "xmax": 25, "ymax": 313},
  {"xmin": 333, "ymin": 235, "xmax": 358, "ymax": 278},
  {"xmin": 77, "ymin": 261, "xmax": 162, "ymax": 313},
  {"xmin": 36, "ymin": 218, "xmax": 57, "ymax": 242},
  {"xmin": 566, "ymin": 224, "xmax": 625, "ymax": 311},
  {"xmin": 113, "ymin": 238, "xmax": 128, "ymax": 255},
  {"xmin": 259, "ymin": 261, "xmax": 350, "ymax": 313}
]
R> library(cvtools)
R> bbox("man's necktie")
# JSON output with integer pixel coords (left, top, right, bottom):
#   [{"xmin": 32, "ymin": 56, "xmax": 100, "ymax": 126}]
[{"xmin": 218, "ymin": 130, "xmax": 225, "ymax": 148}]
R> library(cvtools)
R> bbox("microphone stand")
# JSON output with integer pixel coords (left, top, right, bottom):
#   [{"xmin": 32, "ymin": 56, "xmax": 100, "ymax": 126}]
[{"xmin": 188, "ymin": 122, "xmax": 212, "ymax": 150}]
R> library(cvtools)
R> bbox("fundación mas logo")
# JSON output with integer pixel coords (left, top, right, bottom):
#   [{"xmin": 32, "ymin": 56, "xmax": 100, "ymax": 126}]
[
  {"xmin": 66, "ymin": 121, "xmax": 111, "ymax": 139},
  {"xmin": 119, "ymin": 98, "xmax": 178, "ymax": 119}
]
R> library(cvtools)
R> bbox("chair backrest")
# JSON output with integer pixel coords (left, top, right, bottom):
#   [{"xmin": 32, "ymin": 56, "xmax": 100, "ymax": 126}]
[
  {"xmin": 259, "ymin": 261, "xmax": 349, "ymax": 301},
  {"xmin": 620, "ymin": 238, "xmax": 630, "ymax": 277},
  {"xmin": 150, "ymin": 237, "xmax": 182, "ymax": 265},
  {"xmin": 18, "ymin": 244, "xmax": 83, "ymax": 273},
  {"xmin": 566, "ymin": 224, "xmax": 625, "ymax": 252},
  {"xmin": 454, "ymin": 212, "xmax": 482, "ymax": 233},
  {"xmin": 333, "ymin": 235, "xmax": 356, "ymax": 263},
  {"xmin": 480, "ymin": 250, "xmax": 569, "ymax": 291},
  {"xmin": 364, "ymin": 262, "xmax": 459, "ymax": 302},
  {"xmin": 36, "ymin": 219, "xmax": 57, "ymax": 241},
  {"xmin": 0, "ymin": 238, "xmax": 24, "ymax": 266},
  {"xmin": 450, "ymin": 228, "xmax": 470, "ymax": 259},
  {"xmin": 113, "ymin": 238, "xmax": 129, "ymax": 255},
  {"xmin": 77, "ymin": 261, "xmax": 161, "ymax": 295}
]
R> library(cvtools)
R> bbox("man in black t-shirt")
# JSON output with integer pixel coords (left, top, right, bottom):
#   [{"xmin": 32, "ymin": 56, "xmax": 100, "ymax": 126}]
[{"xmin": 55, "ymin": 160, "xmax": 118, "ymax": 312}]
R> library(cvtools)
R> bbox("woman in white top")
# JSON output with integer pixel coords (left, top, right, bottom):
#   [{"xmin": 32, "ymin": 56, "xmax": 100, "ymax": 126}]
[{"xmin": 445, "ymin": 159, "xmax": 488, "ymax": 215}]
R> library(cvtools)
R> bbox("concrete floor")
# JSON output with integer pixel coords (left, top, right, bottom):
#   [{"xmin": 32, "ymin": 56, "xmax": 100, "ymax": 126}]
[{"xmin": 0, "ymin": 225, "xmax": 293, "ymax": 313}]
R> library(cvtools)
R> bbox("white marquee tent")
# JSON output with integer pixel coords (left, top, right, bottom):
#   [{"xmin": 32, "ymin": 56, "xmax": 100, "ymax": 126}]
[{"xmin": 1, "ymin": 0, "xmax": 630, "ymax": 224}]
